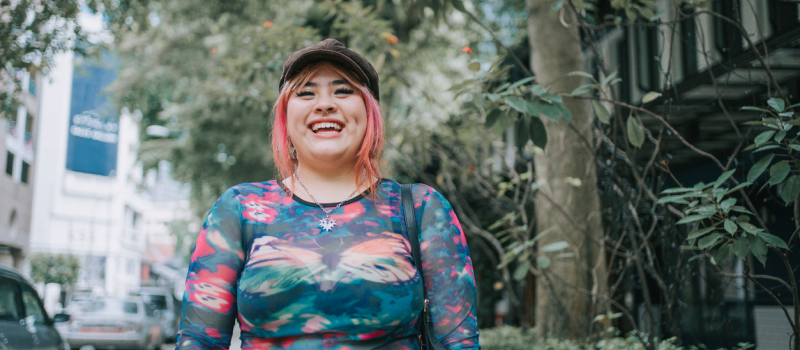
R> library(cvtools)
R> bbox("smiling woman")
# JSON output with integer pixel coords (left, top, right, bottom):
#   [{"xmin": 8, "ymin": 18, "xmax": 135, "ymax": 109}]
[{"xmin": 176, "ymin": 39, "xmax": 480, "ymax": 350}]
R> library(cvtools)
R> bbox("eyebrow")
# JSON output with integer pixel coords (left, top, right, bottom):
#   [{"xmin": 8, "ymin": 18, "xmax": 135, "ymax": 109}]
[{"xmin": 302, "ymin": 79, "xmax": 352, "ymax": 87}]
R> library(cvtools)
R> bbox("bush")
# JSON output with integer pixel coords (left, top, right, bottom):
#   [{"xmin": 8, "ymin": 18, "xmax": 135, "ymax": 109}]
[{"xmin": 478, "ymin": 327, "xmax": 755, "ymax": 350}]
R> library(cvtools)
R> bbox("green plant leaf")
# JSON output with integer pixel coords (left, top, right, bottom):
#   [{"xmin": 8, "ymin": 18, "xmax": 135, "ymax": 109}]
[
  {"xmin": 687, "ymin": 226, "xmax": 716, "ymax": 240},
  {"xmin": 754, "ymin": 130, "xmax": 776, "ymax": 146},
  {"xmin": 732, "ymin": 237, "xmax": 749, "ymax": 258},
  {"xmin": 566, "ymin": 71, "xmax": 594, "ymax": 79},
  {"xmin": 713, "ymin": 243, "xmax": 731, "ymax": 264},
  {"xmin": 642, "ymin": 91, "xmax": 661, "ymax": 104},
  {"xmin": 698, "ymin": 233, "xmax": 723, "ymax": 249},
  {"xmin": 529, "ymin": 116, "xmax": 547, "ymax": 150},
  {"xmin": 539, "ymin": 101, "xmax": 561, "ymax": 122},
  {"xmin": 506, "ymin": 97, "xmax": 530, "ymax": 114},
  {"xmin": 738, "ymin": 221, "xmax": 758, "ymax": 234},
  {"xmin": 767, "ymin": 98, "xmax": 785, "ymax": 112},
  {"xmin": 513, "ymin": 261, "xmax": 530, "ymax": 281},
  {"xmin": 720, "ymin": 197, "xmax": 736, "ymax": 212},
  {"xmin": 758, "ymin": 232, "xmax": 788, "ymax": 249},
  {"xmin": 536, "ymin": 256, "xmax": 551, "ymax": 268},
  {"xmin": 754, "ymin": 145, "xmax": 781, "ymax": 153},
  {"xmin": 747, "ymin": 154, "xmax": 775, "ymax": 183},
  {"xmin": 748, "ymin": 235, "xmax": 768, "ymax": 266},
  {"xmin": 768, "ymin": 162, "xmax": 790, "ymax": 186},
  {"xmin": 571, "ymin": 84, "xmax": 596, "ymax": 96},
  {"xmin": 448, "ymin": 79, "xmax": 476, "ymax": 92},
  {"xmin": 485, "ymin": 109, "xmax": 501, "ymax": 129},
  {"xmin": 775, "ymin": 130, "xmax": 787, "ymax": 143},
  {"xmin": 725, "ymin": 182, "xmax": 752, "ymax": 195},
  {"xmin": 515, "ymin": 117, "xmax": 530, "ymax": 151},
  {"xmin": 678, "ymin": 214, "xmax": 712, "ymax": 224},
  {"xmin": 724, "ymin": 219, "xmax": 738, "ymax": 234},
  {"xmin": 662, "ymin": 187, "xmax": 696, "ymax": 194},
  {"xmin": 627, "ymin": 116, "xmax": 645, "ymax": 148},
  {"xmin": 740, "ymin": 106, "xmax": 771, "ymax": 113},
  {"xmin": 593, "ymin": 100, "xmax": 610, "ymax": 124},
  {"xmin": 541, "ymin": 241, "xmax": 569, "ymax": 252},
  {"xmin": 714, "ymin": 169, "xmax": 736, "ymax": 188},
  {"xmin": 781, "ymin": 175, "xmax": 800, "ymax": 204},
  {"xmin": 602, "ymin": 71, "xmax": 618, "ymax": 86},
  {"xmin": 526, "ymin": 100, "xmax": 541, "ymax": 116},
  {"xmin": 468, "ymin": 61, "xmax": 481, "ymax": 72},
  {"xmin": 506, "ymin": 77, "xmax": 535, "ymax": 91},
  {"xmin": 557, "ymin": 103, "xmax": 573, "ymax": 125}
]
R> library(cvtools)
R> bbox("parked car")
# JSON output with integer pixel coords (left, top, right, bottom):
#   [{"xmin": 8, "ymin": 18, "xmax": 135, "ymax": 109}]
[
  {"xmin": 131, "ymin": 287, "xmax": 177, "ymax": 342},
  {"xmin": 63, "ymin": 292, "xmax": 97, "ymax": 315},
  {"xmin": 0, "ymin": 264, "xmax": 70, "ymax": 350},
  {"xmin": 62, "ymin": 297, "xmax": 164, "ymax": 350}
]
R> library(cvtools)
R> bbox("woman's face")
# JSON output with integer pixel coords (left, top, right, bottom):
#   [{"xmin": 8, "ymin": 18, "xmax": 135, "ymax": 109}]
[{"xmin": 286, "ymin": 65, "xmax": 368, "ymax": 169}]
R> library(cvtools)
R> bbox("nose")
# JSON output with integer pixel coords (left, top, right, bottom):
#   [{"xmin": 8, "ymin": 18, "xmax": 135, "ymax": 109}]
[{"xmin": 315, "ymin": 96, "xmax": 337, "ymax": 116}]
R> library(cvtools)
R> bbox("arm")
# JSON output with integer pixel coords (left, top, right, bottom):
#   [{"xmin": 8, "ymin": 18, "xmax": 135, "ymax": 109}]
[
  {"xmin": 177, "ymin": 188, "xmax": 245, "ymax": 350},
  {"xmin": 414, "ymin": 184, "xmax": 480, "ymax": 350}
]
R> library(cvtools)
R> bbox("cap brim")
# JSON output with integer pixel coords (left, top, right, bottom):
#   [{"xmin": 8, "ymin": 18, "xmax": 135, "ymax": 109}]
[{"xmin": 281, "ymin": 49, "xmax": 369, "ymax": 91}]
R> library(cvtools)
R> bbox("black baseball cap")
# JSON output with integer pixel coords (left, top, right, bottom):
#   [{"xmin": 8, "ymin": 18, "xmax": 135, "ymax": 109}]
[{"xmin": 279, "ymin": 39, "xmax": 380, "ymax": 101}]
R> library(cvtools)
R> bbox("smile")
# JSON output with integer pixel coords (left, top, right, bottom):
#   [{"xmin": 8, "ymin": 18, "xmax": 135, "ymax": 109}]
[{"xmin": 310, "ymin": 121, "xmax": 343, "ymax": 134}]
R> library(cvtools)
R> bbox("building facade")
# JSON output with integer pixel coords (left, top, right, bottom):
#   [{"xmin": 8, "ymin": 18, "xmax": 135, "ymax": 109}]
[
  {"xmin": 1, "ymin": 71, "xmax": 40, "ymax": 269},
  {"xmin": 29, "ymin": 51, "xmax": 150, "ymax": 298}
]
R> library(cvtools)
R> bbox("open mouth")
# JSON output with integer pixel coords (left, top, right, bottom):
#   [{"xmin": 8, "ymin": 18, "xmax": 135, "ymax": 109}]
[{"xmin": 310, "ymin": 121, "xmax": 344, "ymax": 134}]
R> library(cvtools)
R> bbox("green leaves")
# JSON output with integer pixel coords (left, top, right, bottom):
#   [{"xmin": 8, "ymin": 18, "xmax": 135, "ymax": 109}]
[
  {"xmin": 754, "ymin": 130, "xmax": 776, "ymax": 146},
  {"xmin": 530, "ymin": 116, "xmax": 547, "ymax": 149},
  {"xmin": 732, "ymin": 237, "xmax": 749, "ymax": 258},
  {"xmin": 627, "ymin": 115, "xmax": 645, "ymax": 148},
  {"xmin": 738, "ymin": 221, "xmax": 758, "ymax": 234},
  {"xmin": 767, "ymin": 98, "xmax": 785, "ymax": 112},
  {"xmin": 642, "ymin": 91, "xmax": 661, "ymax": 104},
  {"xmin": 593, "ymin": 100, "xmax": 610, "ymax": 124},
  {"xmin": 759, "ymin": 232, "xmax": 788, "ymax": 249},
  {"xmin": 698, "ymin": 233, "xmax": 722, "ymax": 249},
  {"xmin": 747, "ymin": 154, "xmax": 774, "ymax": 182},
  {"xmin": 468, "ymin": 61, "xmax": 481, "ymax": 72},
  {"xmin": 768, "ymin": 161, "xmax": 790, "ymax": 186},
  {"xmin": 687, "ymin": 226, "xmax": 716, "ymax": 240},
  {"xmin": 781, "ymin": 175, "xmax": 800, "ymax": 204},
  {"xmin": 513, "ymin": 261, "xmax": 530, "ymax": 281},
  {"xmin": 724, "ymin": 219, "xmax": 738, "ymax": 234},
  {"xmin": 714, "ymin": 169, "xmax": 736, "ymax": 188}
]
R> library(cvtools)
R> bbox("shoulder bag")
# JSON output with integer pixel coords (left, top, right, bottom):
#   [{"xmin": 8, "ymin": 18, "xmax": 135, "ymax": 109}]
[{"xmin": 401, "ymin": 184, "xmax": 447, "ymax": 350}]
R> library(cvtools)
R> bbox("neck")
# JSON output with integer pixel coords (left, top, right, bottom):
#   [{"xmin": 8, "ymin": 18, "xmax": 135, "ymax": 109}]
[{"xmin": 286, "ymin": 161, "xmax": 371, "ymax": 203}]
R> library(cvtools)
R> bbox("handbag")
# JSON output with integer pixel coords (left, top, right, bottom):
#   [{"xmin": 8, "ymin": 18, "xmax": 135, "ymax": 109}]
[{"xmin": 401, "ymin": 184, "xmax": 447, "ymax": 350}]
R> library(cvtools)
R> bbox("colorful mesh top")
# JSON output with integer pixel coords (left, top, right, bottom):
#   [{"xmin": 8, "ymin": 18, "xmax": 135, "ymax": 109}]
[{"xmin": 177, "ymin": 179, "xmax": 480, "ymax": 350}]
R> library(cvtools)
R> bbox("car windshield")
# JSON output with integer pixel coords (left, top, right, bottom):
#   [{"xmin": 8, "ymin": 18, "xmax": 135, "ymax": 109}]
[{"xmin": 84, "ymin": 299, "xmax": 138, "ymax": 315}]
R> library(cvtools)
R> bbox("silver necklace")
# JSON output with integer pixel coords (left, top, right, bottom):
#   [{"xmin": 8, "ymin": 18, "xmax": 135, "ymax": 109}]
[{"xmin": 294, "ymin": 170, "xmax": 364, "ymax": 231}]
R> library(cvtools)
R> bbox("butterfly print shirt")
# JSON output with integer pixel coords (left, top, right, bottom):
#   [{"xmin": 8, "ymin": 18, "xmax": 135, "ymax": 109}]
[{"xmin": 177, "ymin": 179, "xmax": 480, "ymax": 349}]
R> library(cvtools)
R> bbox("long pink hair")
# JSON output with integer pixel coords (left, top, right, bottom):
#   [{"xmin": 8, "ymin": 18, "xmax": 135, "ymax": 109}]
[{"xmin": 271, "ymin": 61, "xmax": 384, "ymax": 199}]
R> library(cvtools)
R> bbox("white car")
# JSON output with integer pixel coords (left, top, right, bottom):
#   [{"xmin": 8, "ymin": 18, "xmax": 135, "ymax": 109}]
[{"xmin": 62, "ymin": 297, "xmax": 164, "ymax": 350}]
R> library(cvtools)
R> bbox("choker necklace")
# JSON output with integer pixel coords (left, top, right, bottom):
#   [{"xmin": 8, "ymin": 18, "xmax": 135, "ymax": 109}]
[{"xmin": 294, "ymin": 170, "xmax": 364, "ymax": 231}]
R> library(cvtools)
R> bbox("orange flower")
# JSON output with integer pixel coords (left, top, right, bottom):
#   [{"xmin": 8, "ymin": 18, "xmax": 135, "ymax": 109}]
[
  {"xmin": 262, "ymin": 21, "xmax": 273, "ymax": 28},
  {"xmin": 462, "ymin": 46, "xmax": 472, "ymax": 53},
  {"xmin": 385, "ymin": 35, "xmax": 398, "ymax": 44},
  {"xmin": 211, "ymin": 48, "xmax": 217, "ymax": 54}
]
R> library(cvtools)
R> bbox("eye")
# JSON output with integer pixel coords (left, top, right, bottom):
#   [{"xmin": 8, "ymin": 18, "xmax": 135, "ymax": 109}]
[
  {"xmin": 335, "ymin": 88, "xmax": 354, "ymax": 95},
  {"xmin": 296, "ymin": 91, "xmax": 314, "ymax": 97}
]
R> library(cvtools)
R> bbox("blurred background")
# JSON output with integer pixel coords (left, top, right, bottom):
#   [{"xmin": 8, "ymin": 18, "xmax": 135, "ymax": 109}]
[{"xmin": 1, "ymin": 0, "xmax": 800, "ymax": 349}]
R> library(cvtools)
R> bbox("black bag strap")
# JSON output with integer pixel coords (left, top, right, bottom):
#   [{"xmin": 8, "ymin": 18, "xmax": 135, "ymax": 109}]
[{"xmin": 401, "ymin": 184, "xmax": 446, "ymax": 350}]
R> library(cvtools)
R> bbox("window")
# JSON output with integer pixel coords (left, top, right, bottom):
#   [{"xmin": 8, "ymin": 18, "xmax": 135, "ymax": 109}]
[
  {"xmin": 20, "ymin": 285, "xmax": 46, "ymax": 326},
  {"xmin": 5, "ymin": 151, "xmax": 13, "ymax": 175},
  {"xmin": 20, "ymin": 162, "xmax": 29, "ymax": 184},
  {"xmin": 0, "ymin": 277, "xmax": 22, "ymax": 322}
]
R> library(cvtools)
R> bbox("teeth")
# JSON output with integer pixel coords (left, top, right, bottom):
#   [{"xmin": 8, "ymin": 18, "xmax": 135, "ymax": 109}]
[{"xmin": 311, "ymin": 122, "xmax": 343, "ymax": 131}]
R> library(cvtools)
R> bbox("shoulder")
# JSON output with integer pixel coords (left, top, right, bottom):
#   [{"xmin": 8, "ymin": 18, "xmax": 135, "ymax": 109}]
[{"xmin": 217, "ymin": 180, "xmax": 284, "ymax": 206}]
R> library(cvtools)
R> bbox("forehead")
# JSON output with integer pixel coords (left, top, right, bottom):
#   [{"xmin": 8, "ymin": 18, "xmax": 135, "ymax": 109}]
[{"xmin": 304, "ymin": 65, "xmax": 348, "ymax": 83}]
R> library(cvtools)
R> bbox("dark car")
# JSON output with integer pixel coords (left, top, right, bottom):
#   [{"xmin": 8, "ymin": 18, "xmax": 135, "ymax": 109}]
[{"xmin": 0, "ymin": 264, "xmax": 69, "ymax": 350}]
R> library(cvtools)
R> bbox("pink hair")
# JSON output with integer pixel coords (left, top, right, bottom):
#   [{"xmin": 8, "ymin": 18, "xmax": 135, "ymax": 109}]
[{"xmin": 271, "ymin": 61, "xmax": 384, "ymax": 199}]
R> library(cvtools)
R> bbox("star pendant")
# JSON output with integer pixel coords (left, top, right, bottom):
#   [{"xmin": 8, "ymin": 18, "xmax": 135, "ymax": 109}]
[{"xmin": 319, "ymin": 217, "xmax": 337, "ymax": 231}]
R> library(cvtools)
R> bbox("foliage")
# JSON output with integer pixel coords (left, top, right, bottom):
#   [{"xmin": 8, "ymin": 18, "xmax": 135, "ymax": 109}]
[
  {"xmin": 479, "ymin": 327, "xmax": 755, "ymax": 350},
  {"xmin": 98, "ymin": 0, "xmax": 480, "ymax": 214},
  {"xmin": 28, "ymin": 253, "xmax": 81, "ymax": 285},
  {"xmin": 1, "ymin": 0, "xmax": 99, "ymax": 109}
]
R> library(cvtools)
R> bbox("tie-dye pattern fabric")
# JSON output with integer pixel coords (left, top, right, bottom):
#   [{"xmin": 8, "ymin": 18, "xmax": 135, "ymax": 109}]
[{"xmin": 177, "ymin": 179, "xmax": 479, "ymax": 350}]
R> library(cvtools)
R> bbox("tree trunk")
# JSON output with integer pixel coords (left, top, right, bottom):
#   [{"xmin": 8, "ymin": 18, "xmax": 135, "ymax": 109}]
[{"xmin": 526, "ymin": 1, "xmax": 607, "ymax": 339}]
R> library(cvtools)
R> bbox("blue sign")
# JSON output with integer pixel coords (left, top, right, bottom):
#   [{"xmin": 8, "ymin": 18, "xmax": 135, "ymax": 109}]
[{"xmin": 66, "ymin": 53, "xmax": 119, "ymax": 176}]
